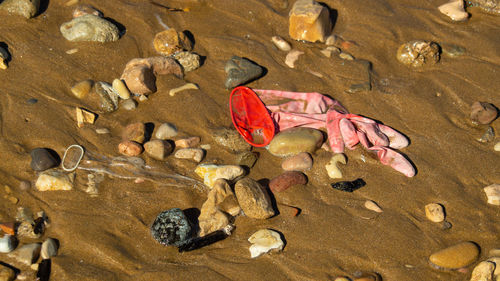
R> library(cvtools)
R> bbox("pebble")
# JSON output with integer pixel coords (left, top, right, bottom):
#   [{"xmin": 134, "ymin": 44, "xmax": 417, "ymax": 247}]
[
  {"xmin": 331, "ymin": 179, "xmax": 366, "ymax": 192},
  {"xmin": 285, "ymin": 49, "xmax": 304, "ymax": 68},
  {"xmin": 0, "ymin": 0, "xmax": 40, "ymax": 18},
  {"xmin": 289, "ymin": 0, "xmax": 332, "ymax": 43},
  {"xmin": 174, "ymin": 148, "xmax": 204, "ymax": 162},
  {"xmin": 169, "ymin": 82, "xmax": 199, "ymax": 96},
  {"xmin": 224, "ymin": 56, "xmax": 264, "ymax": 89},
  {"xmin": 95, "ymin": 82, "xmax": 119, "ymax": 112},
  {"xmin": 339, "ymin": 52, "xmax": 355, "ymax": 60},
  {"xmin": 75, "ymin": 107, "xmax": 96, "ymax": 127},
  {"xmin": 425, "ymin": 203, "xmax": 446, "ymax": 222},
  {"xmin": 9, "ymin": 243, "xmax": 41, "ymax": 265},
  {"xmin": 495, "ymin": 142, "xmax": 500, "ymax": 151},
  {"xmin": 320, "ymin": 46, "xmax": 340, "ymax": 58},
  {"xmin": 269, "ymin": 171, "xmax": 307, "ymax": 193},
  {"xmin": 40, "ymin": 238, "xmax": 58, "ymax": 259},
  {"xmin": 16, "ymin": 221, "xmax": 41, "ymax": 239},
  {"xmin": 151, "ymin": 208, "xmax": 191, "ymax": 247},
  {"xmin": 155, "ymin": 123, "xmax": 178, "ymax": 140},
  {"xmin": 235, "ymin": 178, "xmax": 274, "ymax": 219},
  {"xmin": 35, "ymin": 169, "xmax": 74, "ymax": 191},
  {"xmin": 0, "ymin": 263, "xmax": 15, "ymax": 281},
  {"xmin": 71, "ymin": 80, "xmax": 93, "ymax": 99},
  {"xmin": 95, "ymin": 128, "xmax": 110, "ymax": 134},
  {"xmin": 248, "ymin": 229, "xmax": 284, "ymax": 258},
  {"xmin": 212, "ymin": 127, "xmax": 251, "ymax": 152},
  {"xmin": 325, "ymin": 34, "xmax": 338, "ymax": 46},
  {"xmin": 19, "ymin": 181, "xmax": 31, "ymax": 191},
  {"xmin": 118, "ymin": 141, "xmax": 143, "ymax": 157},
  {"xmin": 175, "ymin": 137, "xmax": 201, "ymax": 148},
  {"xmin": 364, "ymin": 200, "xmax": 383, "ymax": 213},
  {"xmin": 325, "ymin": 153, "xmax": 347, "ymax": 179},
  {"xmin": 195, "ymin": 164, "xmax": 245, "ymax": 188},
  {"xmin": 487, "ymin": 256, "xmax": 500, "ymax": 275},
  {"xmin": 60, "ymin": 15, "xmax": 119, "ymax": 42},
  {"xmin": 30, "ymin": 148, "xmax": 59, "ymax": 171},
  {"xmin": 65, "ymin": 48, "xmax": 78, "ymax": 54},
  {"xmin": 429, "ymin": 242, "xmax": 480, "ymax": 270},
  {"xmin": 396, "ymin": 40, "xmax": 440, "ymax": 67},
  {"xmin": 122, "ymin": 122, "xmax": 146, "ymax": 143},
  {"xmin": 120, "ymin": 98, "xmax": 137, "ymax": 110},
  {"xmin": 0, "ymin": 46, "xmax": 9, "ymax": 70},
  {"xmin": 439, "ymin": 0, "xmax": 469, "ymax": 21},
  {"xmin": 112, "ymin": 79, "xmax": 131, "ymax": 99},
  {"xmin": 61, "ymin": 144, "xmax": 84, "ymax": 172},
  {"xmin": 153, "ymin": 29, "xmax": 192, "ymax": 56},
  {"xmin": 268, "ymin": 127, "xmax": 323, "ymax": 157},
  {"xmin": 271, "ymin": 36, "xmax": 291, "ymax": 51},
  {"xmin": 120, "ymin": 56, "xmax": 183, "ymax": 95},
  {"xmin": 483, "ymin": 184, "xmax": 500, "ymax": 205},
  {"xmin": 237, "ymin": 151, "xmax": 259, "ymax": 168},
  {"xmin": 470, "ymin": 261, "xmax": 495, "ymax": 281},
  {"xmin": 144, "ymin": 140, "xmax": 173, "ymax": 160},
  {"xmin": 0, "ymin": 235, "xmax": 16, "ymax": 253},
  {"xmin": 173, "ymin": 51, "xmax": 200, "ymax": 72},
  {"xmin": 470, "ymin": 102, "xmax": 498, "ymax": 125},
  {"xmin": 281, "ymin": 152, "xmax": 313, "ymax": 171},
  {"xmin": 72, "ymin": 4, "xmax": 102, "ymax": 18}
]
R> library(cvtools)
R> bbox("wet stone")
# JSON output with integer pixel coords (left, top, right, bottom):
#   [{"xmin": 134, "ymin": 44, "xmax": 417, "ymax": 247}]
[
  {"xmin": 155, "ymin": 123, "xmax": 178, "ymax": 140},
  {"xmin": 248, "ymin": 229, "xmax": 284, "ymax": 258},
  {"xmin": 483, "ymin": 184, "xmax": 500, "ymax": 205},
  {"xmin": 95, "ymin": 82, "xmax": 119, "ymax": 112},
  {"xmin": 238, "ymin": 152, "xmax": 259, "ymax": 168},
  {"xmin": 122, "ymin": 122, "xmax": 146, "ymax": 143},
  {"xmin": 470, "ymin": 101, "xmax": 498, "ymax": 125},
  {"xmin": 470, "ymin": 261, "xmax": 495, "ymax": 281},
  {"xmin": 60, "ymin": 15, "xmax": 119, "ymax": 42},
  {"xmin": 40, "ymin": 238, "xmax": 58, "ymax": 259},
  {"xmin": 8, "ymin": 243, "xmax": 41, "ymax": 265},
  {"xmin": 144, "ymin": 140, "xmax": 173, "ymax": 160},
  {"xmin": 71, "ymin": 80, "xmax": 93, "ymax": 99},
  {"xmin": 289, "ymin": 0, "xmax": 332, "ymax": 43},
  {"xmin": 212, "ymin": 127, "xmax": 251, "ymax": 152},
  {"xmin": 331, "ymin": 179, "xmax": 365, "ymax": 192},
  {"xmin": 0, "ymin": 0, "xmax": 40, "ymax": 19},
  {"xmin": 151, "ymin": 208, "xmax": 191, "ymax": 247},
  {"xmin": 174, "ymin": 148, "xmax": 204, "ymax": 162},
  {"xmin": 30, "ymin": 148, "xmax": 59, "ymax": 171},
  {"xmin": 429, "ymin": 241, "xmax": 480, "ymax": 270},
  {"xmin": 121, "ymin": 98, "xmax": 137, "ymax": 110},
  {"xmin": 281, "ymin": 152, "xmax": 313, "ymax": 171},
  {"xmin": 153, "ymin": 29, "xmax": 192, "ymax": 56},
  {"xmin": 268, "ymin": 127, "xmax": 323, "ymax": 157},
  {"xmin": 173, "ymin": 51, "xmax": 200, "ymax": 72},
  {"xmin": 118, "ymin": 141, "xmax": 143, "ymax": 157},
  {"xmin": 235, "ymin": 178, "xmax": 274, "ymax": 219},
  {"xmin": 396, "ymin": 40, "xmax": 440, "ymax": 67},
  {"xmin": 175, "ymin": 137, "xmax": 201, "ymax": 148},
  {"xmin": 269, "ymin": 171, "xmax": 307, "ymax": 193},
  {"xmin": 425, "ymin": 203, "xmax": 445, "ymax": 223},
  {"xmin": 224, "ymin": 56, "xmax": 264, "ymax": 89}
]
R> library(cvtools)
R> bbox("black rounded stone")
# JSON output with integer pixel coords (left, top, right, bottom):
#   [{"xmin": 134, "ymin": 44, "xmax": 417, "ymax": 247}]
[
  {"xmin": 30, "ymin": 148, "xmax": 59, "ymax": 171},
  {"xmin": 151, "ymin": 208, "xmax": 191, "ymax": 247}
]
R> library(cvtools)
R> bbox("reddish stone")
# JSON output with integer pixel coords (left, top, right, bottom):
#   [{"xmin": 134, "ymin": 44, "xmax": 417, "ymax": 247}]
[{"xmin": 269, "ymin": 171, "xmax": 307, "ymax": 193}]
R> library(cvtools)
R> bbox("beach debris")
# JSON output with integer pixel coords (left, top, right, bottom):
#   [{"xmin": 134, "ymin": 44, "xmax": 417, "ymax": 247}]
[
  {"xmin": 331, "ymin": 179, "xmax": 365, "ymax": 192},
  {"xmin": 0, "ymin": 0, "xmax": 40, "ymax": 18},
  {"xmin": 9, "ymin": 243, "xmax": 41, "ymax": 265},
  {"xmin": 62, "ymin": 144, "xmax": 84, "ymax": 172},
  {"xmin": 178, "ymin": 225, "xmax": 233, "ymax": 252},
  {"xmin": 0, "ymin": 263, "xmax": 15, "ymax": 281},
  {"xmin": 37, "ymin": 259, "xmax": 51, "ymax": 281},
  {"xmin": 484, "ymin": 184, "xmax": 500, "ymax": 205},
  {"xmin": 95, "ymin": 81, "xmax": 119, "ymax": 112},
  {"xmin": 195, "ymin": 164, "xmax": 245, "ymax": 188},
  {"xmin": 121, "ymin": 56, "xmax": 183, "ymax": 94},
  {"xmin": 477, "ymin": 127, "xmax": 495, "ymax": 143},
  {"xmin": 289, "ymin": 0, "xmax": 332, "ymax": 43},
  {"xmin": 71, "ymin": 79, "xmax": 93, "ymax": 99},
  {"xmin": 425, "ymin": 203, "xmax": 446, "ymax": 222},
  {"xmin": 470, "ymin": 101, "xmax": 498, "ymax": 125},
  {"xmin": 173, "ymin": 51, "xmax": 200, "ymax": 72},
  {"xmin": 155, "ymin": 123, "xmax": 178, "ymax": 139},
  {"xmin": 268, "ymin": 127, "xmax": 323, "ymax": 157},
  {"xmin": 153, "ymin": 29, "xmax": 192, "ymax": 56},
  {"xmin": 60, "ymin": 15, "xmax": 119, "ymax": 42},
  {"xmin": 76, "ymin": 107, "xmax": 96, "ymax": 127},
  {"xmin": 175, "ymin": 137, "xmax": 201, "ymax": 148},
  {"xmin": 121, "ymin": 99, "xmax": 137, "ymax": 110},
  {"xmin": 285, "ymin": 49, "xmax": 304, "ymax": 68},
  {"xmin": 235, "ymin": 178, "xmax": 274, "ymax": 219},
  {"xmin": 0, "ymin": 46, "xmax": 10, "ymax": 69},
  {"xmin": 144, "ymin": 140, "xmax": 173, "ymax": 160},
  {"xmin": 0, "ymin": 235, "xmax": 17, "ymax": 253},
  {"xmin": 41, "ymin": 238, "xmax": 58, "ymax": 259},
  {"xmin": 174, "ymin": 148, "xmax": 204, "ymax": 162},
  {"xmin": 35, "ymin": 169, "xmax": 74, "ymax": 191},
  {"xmin": 494, "ymin": 142, "xmax": 500, "ymax": 151},
  {"xmin": 238, "ymin": 151, "xmax": 259, "ymax": 168},
  {"xmin": 72, "ymin": 4, "xmax": 102, "ymax": 18},
  {"xmin": 169, "ymin": 83, "xmax": 199, "ymax": 96},
  {"xmin": 151, "ymin": 208, "xmax": 192, "ymax": 247},
  {"xmin": 269, "ymin": 171, "xmax": 307, "ymax": 193},
  {"xmin": 112, "ymin": 79, "xmax": 131, "ymax": 99},
  {"xmin": 281, "ymin": 152, "xmax": 313, "ymax": 171},
  {"xmin": 122, "ymin": 122, "xmax": 146, "ymax": 143},
  {"xmin": 224, "ymin": 56, "xmax": 264, "ymax": 89},
  {"xmin": 364, "ymin": 200, "xmax": 383, "ymax": 213},
  {"xmin": 118, "ymin": 141, "xmax": 143, "ymax": 156},
  {"xmin": 396, "ymin": 40, "xmax": 440, "ymax": 67},
  {"xmin": 30, "ymin": 148, "xmax": 59, "ymax": 172},
  {"xmin": 212, "ymin": 127, "xmax": 251, "ymax": 152},
  {"xmin": 271, "ymin": 36, "xmax": 292, "ymax": 51},
  {"xmin": 325, "ymin": 153, "xmax": 347, "ymax": 179},
  {"xmin": 470, "ymin": 261, "xmax": 495, "ymax": 281},
  {"xmin": 429, "ymin": 242, "xmax": 480, "ymax": 270},
  {"xmin": 248, "ymin": 229, "xmax": 284, "ymax": 258},
  {"xmin": 439, "ymin": 0, "xmax": 469, "ymax": 21}
]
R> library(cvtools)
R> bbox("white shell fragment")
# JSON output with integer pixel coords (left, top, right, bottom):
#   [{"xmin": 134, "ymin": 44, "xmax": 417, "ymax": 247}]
[
  {"xmin": 169, "ymin": 83, "xmax": 199, "ymax": 96},
  {"xmin": 438, "ymin": 0, "xmax": 468, "ymax": 21},
  {"xmin": 364, "ymin": 200, "xmax": 383, "ymax": 213},
  {"xmin": 325, "ymin": 153, "xmax": 346, "ymax": 179},
  {"xmin": 62, "ymin": 144, "xmax": 85, "ymax": 172},
  {"xmin": 483, "ymin": 184, "xmax": 500, "ymax": 205},
  {"xmin": 0, "ymin": 235, "xmax": 16, "ymax": 253},
  {"xmin": 248, "ymin": 229, "xmax": 284, "ymax": 258},
  {"xmin": 285, "ymin": 49, "xmax": 304, "ymax": 68},
  {"xmin": 271, "ymin": 36, "xmax": 292, "ymax": 51}
]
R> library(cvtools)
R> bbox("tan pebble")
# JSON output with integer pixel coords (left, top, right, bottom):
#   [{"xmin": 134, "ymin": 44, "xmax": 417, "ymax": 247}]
[
  {"xmin": 4, "ymin": 185, "xmax": 11, "ymax": 193},
  {"xmin": 425, "ymin": 203, "xmax": 445, "ymax": 222},
  {"xmin": 122, "ymin": 122, "xmax": 145, "ymax": 143},
  {"xmin": 438, "ymin": 0, "xmax": 468, "ymax": 21},
  {"xmin": 174, "ymin": 148, "xmax": 204, "ymax": 162},
  {"xmin": 470, "ymin": 102, "xmax": 498, "ymax": 125},
  {"xmin": 364, "ymin": 200, "xmax": 383, "ymax": 213},
  {"xmin": 175, "ymin": 137, "xmax": 201, "ymax": 148},
  {"xmin": 281, "ymin": 152, "xmax": 313, "ymax": 171},
  {"xmin": 483, "ymin": 184, "xmax": 500, "ymax": 205},
  {"xmin": 36, "ymin": 170, "xmax": 74, "ymax": 191},
  {"xmin": 144, "ymin": 140, "xmax": 173, "ymax": 160},
  {"xmin": 95, "ymin": 128, "xmax": 110, "ymax": 134},
  {"xmin": 75, "ymin": 107, "xmax": 96, "ymax": 128},
  {"xmin": 429, "ymin": 242, "xmax": 480, "ymax": 270},
  {"xmin": 397, "ymin": 40, "xmax": 440, "ymax": 67},
  {"xmin": 339, "ymin": 52, "xmax": 354, "ymax": 60},
  {"xmin": 325, "ymin": 34, "xmax": 338, "ymax": 46},
  {"xmin": 118, "ymin": 141, "xmax": 143, "ymax": 156},
  {"xmin": 66, "ymin": 48, "xmax": 78, "ymax": 54},
  {"xmin": 112, "ymin": 79, "xmax": 131, "ymax": 99},
  {"xmin": 325, "ymin": 153, "xmax": 346, "ymax": 179},
  {"xmin": 138, "ymin": 95, "xmax": 148, "ymax": 102},
  {"xmin": 71, "ymin": 80, "xmax": 93, "ymax": 99},
  {"xmin": 285, "ymin": 49, "xmax": 304, "ymax": 68},
  {"xmin": 19, "ymin": 181, "xmax": 31, "ymax": 191},
  {"xmin": 289, "ymin": 0, "xmax": 332, "ymax": 43},
  {"xmin": 65, "ymin": 0, "xmax": 79, "ymax": 6},
  {"xmin": 494, "ymin": 142, "xmax": 500, "ymax": 151},
  {"xmin": 169, "ymin": 83, "xmax": 199, "ymax": 96},
  {"xmin": 153, "ymin": 29, "xmax": 192, "ymax": 56},
  {"xmin": 271, "ymin": 36, "xmax": 292, "ymax": 51},
  {"xmin": 470, "ymin": 261, "xmax": 495, "ymax": 281}
]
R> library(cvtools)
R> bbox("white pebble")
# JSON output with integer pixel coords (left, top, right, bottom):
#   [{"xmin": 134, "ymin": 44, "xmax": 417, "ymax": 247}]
[
  {"xmin": 112, "ymin": 79, "xmax": 131, "ymax": 99},
  {"xmin": 174, "ymin": 148, "xmax": 204, "ymax": 162},
  {"xmin": 285, "ymin": 49, "xmax": 304, "ymax": 68},
  {"xmin": 95, "ymin": 128, "xmax": 110, "ymax": 134},
  {"xmin": 121, "ymin": 99, "xmax": 137, "ymax": 110},
  {"xmin": 248, "ymin": 229, "xmax": 284, "ymax": 258},
  {"xmin": 325, "ymin": 153, "xmax": 346, "ymax": 179},
  {"xmin": 155, "ymin": 123, "xmax": 178, "ymax": 139},
  {"xmin": 271, "ymin": 36, "xmax": 292, "ymax": 51},
  {"xmin": 364, "ymin": 200, "xmax": 383, "ymax": 213},
  {"xmin": 438, "ymin": 0, "xmax": 468, "ymax": 21}
]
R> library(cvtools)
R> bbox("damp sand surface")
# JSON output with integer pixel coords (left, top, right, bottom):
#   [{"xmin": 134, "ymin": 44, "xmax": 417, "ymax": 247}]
[{"xmin": 0, "ymin": 0, "xmax": 499, "ymax": 280}]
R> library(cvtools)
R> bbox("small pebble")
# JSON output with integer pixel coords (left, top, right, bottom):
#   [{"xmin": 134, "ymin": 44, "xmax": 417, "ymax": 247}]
[
  {"xmin": 325, "ymin": 34, "xmax": 338, "ymax": 46},
  {"xmin": 144, "ymin": 140, "xmax": 173, "ymax": 160},
  {"xmin": 248, "ymin": 229, "xmax": 284, "ymax": 258},
  {"xmin": 153, "ymin": 29, "xmax": 192, "ymax": 56},
  {"xmin": 60, "ymin": 15, "xmax": 119, "ymax": 43},
  {"xmin": 118, "ymin": 141, "xmax": 143, "ymax": 156},
  {"xmin": 174, "ymin": 148, "xmax": 204, "ymax": 162},
  {"xmin": 364, "ymin": 200, "xmax": 383, "ymax": 213},
  {"xmin": 331, "ymin": 179, "xmax": 365, "ymax": 192},
  {"xmin": 271, "ymin": 36, "xmax": 292, "ymax": 51},
  {"xmin": 289, "ymin": 0, "xmax": 332, "ymax": 42},
  {"xmin": 0, "ymin": 0, "xmax": 40, "ymax": 18},
  {"xmin": 396, "ymin": 40, "xmax": 440, "ymax": 67},
  {"xmin": 122, "ymin": 122, "xmax": 146, "ymax": 143},
  {"xmin": 71, "ymin": 80, "xmax": 93, "ymax": 99},
  {"xmin": 169, "ymin": 83, "xmax": 199, "ymax": 96},
  {"xmin": 470, "ymin": 261, "xmax": 495, "ymax": 281},
  {"xmin": 155, "ymin": 123, "xmax": 178, "ymax": 140},
  {"xmin": 429, "ymin": 241, "xmax": 480, "ymax": 270},
  {"xmin": 95, "ymin": 128, "xmax": 110, "ymax": 134},
  {"xmin": 40, "ymin": 238, "xmax": 58, "ymax": 259},
  {"xmin": 121, "ymin": 98, "xmax": 137, "ymax": 110},
  {"xmin": 112, "ymin": 78, "xmax": 131, "ymax": 99},
  {"xmin": 438, "ymin": 0, "xmax": 468, "ymax": 21},
  {"xmin": 173, "ymin": 51, "xmax": 200, "ymax": 72},
  {"xmin": 470, "ymin": 101, "xmax": 498, "ymax": 125},
  {"xmin": 325, "ymin": 153, "xmax": 346, "ymax": 179},
  {"xmin": 285, "ymin": 49, "xmax": 304, "ymax": 68},
  {"xmin": 35, "ymin": 170, "xmax": 74, "ymax": 191},
  {"xmin": 19, "ymin": 181, "xmax": 31, "ymax": 191},
  {"xmin": 224, "ymin": 56, "xmax": 264, "ymax": 89},
  {"xmin": 425, "ymin": 203, "xmax": 445, "ymax": 222},
  {"xmin": 281, "ymin": 152, "xmax": 312, "ymax": 171},
  {"xmin": 65, "ymin": 48, "xmax": 78, "ymax": 54},
  {"xmin": 269, "ymin": 171, "xmax": 307, "ymax": 193},
  {"xmin": 30, "ymin": 148, "xmax": 59, "ymax": 172},
  {"xmin": 175, "ymin": 137, "xmax": 201, "ymax": 148},
  {"xmin": 483, "ymin": 184, "xmax": 500, "ymax": 205},
  {"xmin": 339, "ymin": 52, "xmax": 354, "ymax": 60}
]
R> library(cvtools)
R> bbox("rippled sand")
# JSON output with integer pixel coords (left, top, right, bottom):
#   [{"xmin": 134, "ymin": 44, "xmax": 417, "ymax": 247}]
[{"xmin": 0, "ymin": 0, "xmax": 499, "ymax": 280}]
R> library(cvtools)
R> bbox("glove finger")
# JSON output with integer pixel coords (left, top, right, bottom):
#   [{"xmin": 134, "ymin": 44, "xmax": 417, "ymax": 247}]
[
  {"xmin": 351, "ymin": 119, "xmax": 389, "ymax": 147},
  {"xmin": 378, "ymin": 124, "xmax": 409, "ymax": 149},
  {"xmin": 339, "ymin": 118, "xmax": 359, "ymax": 149},
  {"xmin": 326, "ymin": 109, "xmax": 345, "ymax": 153},
  {"xmin": 376, "ymin": 147, "xmax": 416, "ymax": 177}
]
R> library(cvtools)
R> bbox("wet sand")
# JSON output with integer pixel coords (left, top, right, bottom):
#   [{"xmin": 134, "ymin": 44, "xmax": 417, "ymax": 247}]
[{"xmin": 0, "ymin": 0, "xmax": 499, "ymax": 280}]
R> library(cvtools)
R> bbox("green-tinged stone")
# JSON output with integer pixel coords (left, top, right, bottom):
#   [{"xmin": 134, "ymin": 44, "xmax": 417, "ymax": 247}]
[{"xmin": 268, "ymin": 127, "xmax": 323, "ymax": 157}]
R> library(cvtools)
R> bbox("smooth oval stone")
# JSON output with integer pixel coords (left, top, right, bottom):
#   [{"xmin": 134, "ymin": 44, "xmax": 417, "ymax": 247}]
[
  {"xmin": 429, "ymin": 242, "xmax": 480, "ymax": 270},
  {"xmin": 112, "ymin": 79, "xmax": 131, "ymax": 99},
  {"xmin": 118, "ymin": 141, "xmax": 143, "ymax": 156},
  {"xmin": 269, "ymin": 171, "xmax": 307, "ymax": 193},
  {"xmin": 71, "ymin": 80, "xmax": 93, "ymax": 99},
  {"xmin": 121, "ymin": 98, "xmax": 137, "ymax": 110},
  {"xmin": 30, "ymin": 148, "xmax": 59, "ymax": 171},
  {"xmin": 281, "ymin": 152, "xmax": 312, "ymax": 171},
  {"xmin": 151, "ymin": 208, "xmax": 191, "ymax": 247},
  {"xmin": 268, "ymin": 127, "xmax": 323, "ymax": 157}
]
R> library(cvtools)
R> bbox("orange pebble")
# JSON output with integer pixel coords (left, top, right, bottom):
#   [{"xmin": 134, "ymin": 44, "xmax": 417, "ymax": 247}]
[
  {"xmin": 341, "ymin": 40, "xmax": 356, "ymax": 50},
  {"xmin": 0, "ymin": 222, "xmax": 15, "ymax": 235}
]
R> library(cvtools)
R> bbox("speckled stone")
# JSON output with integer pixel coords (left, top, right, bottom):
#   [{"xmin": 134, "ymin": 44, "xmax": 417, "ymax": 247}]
[
  {"xmin": 0, "ymin": 0, "xmax": 40, "ymax": 19},
  {"xmin": 60, "ymin": 15, "xmax": 119, "ymax": 42},
  {"xmin": 151, "ymin": 208, "xmax": 191, "ymax": 247}
]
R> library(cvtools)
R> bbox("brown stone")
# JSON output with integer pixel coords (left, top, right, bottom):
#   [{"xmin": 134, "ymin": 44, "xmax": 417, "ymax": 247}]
[
  {"xmin": 118, "ymin": 141, "xmax": 143, "ymax": 156},
  {"xmin": 281, "ymin": 152, "xmax": 313, "ymax": 171},
  {"xmin": 289, "ymin": 0, "xmax": 332, "ymax": 43},
  {"xmin": 470, "ymin": 101, "xmax": 498, "ymax": 125},
  {"xmin": 175, "ymin": 137, "xmax": 201, "ymax": 148},
  {"xmin": 153, "ymin": 29, "xmax": 192, "ymax": 56},
  {"xmin": 235, "ymin": 178, "xmax": 274, "ymax": 219},
  {"xmin": 122, "ymin": 122, "xmax": 145, "ymax": 143},
  {"xmin": 429, "ymin": 241, "xmax": 480, "ymax": 270},
  {"xmin": 144, "ymin": 140, "xmax": 173, "ymax": 160},
  {"xmin": 269, "ymin": 171, "xmax": 307, "ymax": 193}
]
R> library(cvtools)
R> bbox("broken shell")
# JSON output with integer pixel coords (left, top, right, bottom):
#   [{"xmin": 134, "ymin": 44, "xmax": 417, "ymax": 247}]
[
  {"xmin": 0, "ymin": 235, "xmax": 17, "ymax": 253},
  {"xmin": 438, "ymin": 0, "xmax": 468, "ymax": 21},
  {"xmin": 285, "ymin": 49, "xmax": 304, "ymax": 68},
  {"xmin": 325, "ymin": 153, "xmax": 346, "ymax": 179},
  {"xmin": 364, "ymin": 200, "xmax": 383, "ymax": 213},
  {"xmin": 271, "ymin": 36, "xmax": 292, "ymax": 51},
  {"xmin": 425, "ymin": 203, "xmax": 445, "ymax": 222},
  {"xmin": 62, "ymin": 144, "xmax": 84, "ymax": 172},
  {"xmin": 248, "ymin": 229, "xmax": 284, "ymax": 258},
  {"xmin": 484, "ymin": 184, "xmax": 500, "ymax": 205},
  {"xmin": 169, "ymin": 83, "xmax": 199, "ymax": 96}
]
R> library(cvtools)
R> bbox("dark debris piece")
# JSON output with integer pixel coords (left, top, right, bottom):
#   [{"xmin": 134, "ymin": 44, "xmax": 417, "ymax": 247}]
[
  {"xmin": 178, "ymin": 226, "xmax": 233, "ymax": 252},
  {"xmin": 36, "ymin": 259, "xmax": 51, "ymax": 281},
  {"xmin": 331, "ymin": 178, "xmax": 366, "ymax": 192}
]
